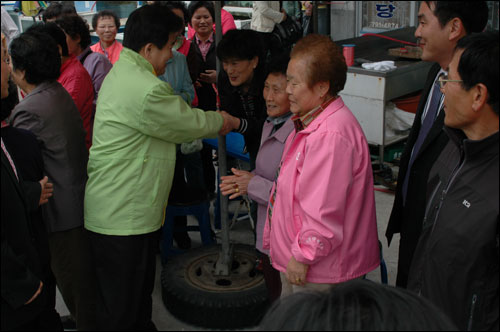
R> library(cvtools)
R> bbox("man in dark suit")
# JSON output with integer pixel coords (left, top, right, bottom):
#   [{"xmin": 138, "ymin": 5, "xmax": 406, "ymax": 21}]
[
  {"xmin": 1, "ymin": 33, "xmax": 60, "ymax": 331},
  {"xmin": 385, "ymin": 1, "xmax": 489, "ymax": 288},
  {"xmin": 8, "ymin": 29, "xmax": 96, "ymax": 329}
]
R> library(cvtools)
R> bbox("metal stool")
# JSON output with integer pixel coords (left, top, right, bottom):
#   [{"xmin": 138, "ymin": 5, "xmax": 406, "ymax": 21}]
[{"xmin": 161, "ymin": 201, "xmax": 214, "ymax": 262}]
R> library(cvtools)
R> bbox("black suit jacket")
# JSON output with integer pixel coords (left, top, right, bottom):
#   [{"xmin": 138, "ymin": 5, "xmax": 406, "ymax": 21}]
[
  {"xmin": 1, "ymin": 149, "xmax": 49, "ymax": 330},
  {"xmin": 385, "ymin": 63, "xmax": 450, "ymax": 288}
]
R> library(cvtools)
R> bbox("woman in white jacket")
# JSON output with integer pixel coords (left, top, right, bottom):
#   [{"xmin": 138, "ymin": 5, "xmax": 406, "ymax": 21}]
[{"xmin": 251, "ymin": 1, "xmax": 287, "ymax": 59}]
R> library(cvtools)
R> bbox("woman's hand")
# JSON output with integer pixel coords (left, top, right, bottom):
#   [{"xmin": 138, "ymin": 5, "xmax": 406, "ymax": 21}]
[
  {"xmin": 286, "ymin": 256, "xmax": 309, "ymax": 286},
  {"xmin": 220, "ymin": 168, "xmax": 255, "ymax": 199},
  {"xmin": 199, "ymin": 69, "xmax": 217, "ymax": 84}
]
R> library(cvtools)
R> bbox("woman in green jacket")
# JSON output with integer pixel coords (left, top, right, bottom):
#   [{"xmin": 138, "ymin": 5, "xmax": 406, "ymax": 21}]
[{"xmin": 84, "ymin": 4, "xmax": 229, "ymax": 330}]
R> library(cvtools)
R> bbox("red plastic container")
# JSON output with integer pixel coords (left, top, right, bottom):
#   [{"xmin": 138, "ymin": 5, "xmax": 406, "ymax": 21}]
[{"xmin": 342, "ymin": 44, "xmax": 355, "ymax": 66}]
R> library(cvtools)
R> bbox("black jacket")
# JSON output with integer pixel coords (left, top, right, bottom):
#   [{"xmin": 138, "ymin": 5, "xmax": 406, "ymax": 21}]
[
  {"xmin": 385, "ymin": 63, "xmax": 450, "ymax": 287},
  {"xmin": 1, "ymin": 148, "xmax": 49, "ymax": 330},
  {"xmin": 218, "ymin": 68, "xmax": 267, "ymax": 164},
  {"xmin": 407, "ymin": 128, "xmax": 499, "ymax": 331},
  {"xmin": 189, "ymin": 37, "xmax": 217, "ymax": 112}
]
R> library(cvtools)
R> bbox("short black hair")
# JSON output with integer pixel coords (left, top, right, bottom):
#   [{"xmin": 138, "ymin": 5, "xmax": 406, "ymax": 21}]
[
  {"xmin": 123, "ymin": 4, "xmax": 183, "ymax": 53},
  {"xmin": 56, "ymin": 15, "xmax": 92, "ymax": 50},
  {"xmin": 425, "ymin": 2, "xmax": 488, "ymax": 34},
  {"xmin": 188, "ymin": 1, "xmax": 215, "ymax": 25},
  {"xmin": 92, "ymin": 9, "xmax": 121, "ymax": 31},
  {"xmin": 217, "ymin": 29, "xmax": 265, "ymax": 62},
  {"xmin": 42, "ymin": 2, "xmax": 77, "ymax": 22},
  {"xmin": 156, "ymin": 1, "xmax": 189, "ymax": 25},
  {"xmin": 9, "ymin": 31, "xmax": 61, "ymax": 85},
  {"xmin": 25, "ymin": 22, "xmax": 69, "ymax": 57},
  {"xmin": 267, "ymin": 52, "xmax": 290, "ymax": 77},
  {"xmin": 259, "ymin": 279, "xmax": 458, "ymax": 331},
  {"xmin": 456, "ymin": 31, "xmax": 499, "ymax": 116}
]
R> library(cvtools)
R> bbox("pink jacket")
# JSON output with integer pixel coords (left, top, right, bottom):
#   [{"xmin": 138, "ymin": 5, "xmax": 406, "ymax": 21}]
[{"xmin": 263, "ymin": 97, "xmax": 380, "ymax": 284}]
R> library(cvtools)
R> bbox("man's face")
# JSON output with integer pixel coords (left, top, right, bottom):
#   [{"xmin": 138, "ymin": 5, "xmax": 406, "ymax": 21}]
[
  {"xmin": 145, "ymin": 33, "xmax": 177, "ymax": 77},
  {"xmin": 1, "ymin": 44, "xmax": 11, "ymax": 99},
  {"xmin": 442, "ymin": 49, "xmax": 475, "ymax": 131},
  {"xmin": 415, "ymin": 2, "xmax": 452, "ymax": 64}
]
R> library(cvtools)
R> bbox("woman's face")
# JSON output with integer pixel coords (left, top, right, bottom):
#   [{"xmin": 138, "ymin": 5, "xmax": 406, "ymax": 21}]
[
  {"xmin": 191, "ymin": 7, "xmax": 213, "ymax": 37},
  {"xmin": 286, "ymin": 57, "xmax": 324, "ymax": 116},
  {"xmin": 96, "ymin": 16, "xmax": 117, "ymax": 43},
  {"xmin": 222, "ymin": 57, "xmax": 258, "ymax": 88},
  {"xmin": 263, "ymin": 72, "xmax": 290, "ymax": 118}
]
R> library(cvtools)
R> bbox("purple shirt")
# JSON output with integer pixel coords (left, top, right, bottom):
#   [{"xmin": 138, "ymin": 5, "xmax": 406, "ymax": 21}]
[
  {"xmin": 77, "ymin": 47, "xmax": 113, "ymax": 104},
  {"xmin": 247, "ymin": 116, "xmax": 294, "ymax": 254}
]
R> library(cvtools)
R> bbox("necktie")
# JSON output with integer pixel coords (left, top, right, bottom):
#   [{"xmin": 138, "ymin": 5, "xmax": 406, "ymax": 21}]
[{"xmin": 402, "ymin": 80, "xmax": 442, "ymax": 205}]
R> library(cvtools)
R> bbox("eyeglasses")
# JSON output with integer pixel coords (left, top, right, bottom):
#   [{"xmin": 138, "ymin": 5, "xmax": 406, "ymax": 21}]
[{"xmin": 438, "ymin": 75, "xmax": 463, "ymax": 88}]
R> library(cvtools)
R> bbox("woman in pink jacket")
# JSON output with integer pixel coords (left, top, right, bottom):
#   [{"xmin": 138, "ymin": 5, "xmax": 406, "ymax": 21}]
[{"xmin": 263, "ymin": 34, "xmax": 380, "ymax": 296}]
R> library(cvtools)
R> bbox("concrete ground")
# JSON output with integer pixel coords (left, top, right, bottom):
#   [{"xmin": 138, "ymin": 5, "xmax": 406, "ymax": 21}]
[{"xmin": 56, "ymin": 187, "xmax": 400, "ymax": 331}]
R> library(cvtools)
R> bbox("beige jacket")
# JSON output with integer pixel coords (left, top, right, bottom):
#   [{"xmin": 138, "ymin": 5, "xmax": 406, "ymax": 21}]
[{"xmin": 251, "ymin": 1, "xmax": 285, "ymax": 33}]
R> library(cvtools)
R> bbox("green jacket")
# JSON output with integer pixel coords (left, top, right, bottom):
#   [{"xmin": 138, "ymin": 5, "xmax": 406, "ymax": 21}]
[{"xmin": 84, "ymin": 47, "xmax": 223, "ymax": 235}]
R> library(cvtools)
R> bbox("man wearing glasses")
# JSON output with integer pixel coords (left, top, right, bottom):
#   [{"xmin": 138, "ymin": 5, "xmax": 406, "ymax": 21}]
[
  {"xmin": 385, "ymin": 1, "xmax": 489, "ymax": 289},
  {"xmin": 407, "ymin": 31, "xmax": 499, "ymax": 331}
]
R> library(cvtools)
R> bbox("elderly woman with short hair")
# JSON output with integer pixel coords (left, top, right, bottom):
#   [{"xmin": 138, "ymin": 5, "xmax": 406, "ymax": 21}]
[
  {"xmin": 91, "ymin": 9, "xmax": 123, "ymax": 64},
  {"xmin": 262, "ymin": 34, "xmax": 380, "ymax": 296}
]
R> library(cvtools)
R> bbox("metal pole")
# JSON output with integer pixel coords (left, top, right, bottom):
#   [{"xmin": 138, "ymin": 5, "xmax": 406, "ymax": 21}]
[
  {"xmin": 313, "ymin": 1, "xmax": 319, "ymax": 34},
  {"xmin": 214, "ymin": 0, "xmax": 232, "ymax": 276}
]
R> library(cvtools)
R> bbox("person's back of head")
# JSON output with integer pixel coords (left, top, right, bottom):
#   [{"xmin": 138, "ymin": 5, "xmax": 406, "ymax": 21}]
[
  {"xmin": 9, "ymin": 30, "xmax": 61, "ymax": 85},
  {"xmin": 267, "ymin": 52, "xmax": 290, "ymax": 77},
  {"xmin": 157, "ymin": 1, "xmax": 189, "ymax": 25},
  {"xmin": 56, "ymin": 14, "xmax": 92, "ymax": 51},
  {"xmin": 123, "ymin": 4, "xmax": 183, "ymax": 53},
  {"xmin": 456, "ymin": 31, "xmax": 499, "ymax": 116},
  {"xmin": 25, "ymin": 22, "xmax": 69, "ymax": 57},
  {"xmin": 259, "ymin": 279, "xmax": 458, "ymax": 331},
  {"xmin": 425, "ymin": 1, "xmax": 488, "ymax": 34},
  {"xmin": 42, "ymin": 2, "xmax": 77, "ymax": 22}
]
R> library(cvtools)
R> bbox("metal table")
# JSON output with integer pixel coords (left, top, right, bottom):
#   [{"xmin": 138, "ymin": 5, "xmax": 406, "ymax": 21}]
[{"xmin": 337, "ymin": 27, "xmax": 432, "ymax": 163}]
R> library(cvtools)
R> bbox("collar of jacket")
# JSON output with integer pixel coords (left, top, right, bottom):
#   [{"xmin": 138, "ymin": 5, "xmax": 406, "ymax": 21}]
[
  {"xmin": 293, "ymin": 96, "xmax": 345, "ymax": 134},
  {"xmin": 120, "ymin": 47, "xmax": 156, "ymax": 75},
  {"xmin": 445, "ymin": 126, "xmax": 499, "ymax": 160},
  {"xmin": 23, "ymin": 80, "xmax": 58, "ymax": 100}
]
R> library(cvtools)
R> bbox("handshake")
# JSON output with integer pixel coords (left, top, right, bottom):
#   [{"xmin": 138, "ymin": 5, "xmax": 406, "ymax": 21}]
[{"xmin": 217, "ymin": 111, "xmax": 241, "ymax": 136}]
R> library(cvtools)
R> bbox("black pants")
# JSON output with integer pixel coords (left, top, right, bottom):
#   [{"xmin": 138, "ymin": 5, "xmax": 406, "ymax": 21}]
[
  {"xmin": 48, "ymin": 227, "xmax": 97, "ymax": 330},
  {"xmin": 88, "ymin": 231, "xmax": 158, "ymax": 331}
]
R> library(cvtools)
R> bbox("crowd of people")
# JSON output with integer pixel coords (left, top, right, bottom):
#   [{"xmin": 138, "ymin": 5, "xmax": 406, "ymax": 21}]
[{"xmin": 1, "ymin": 1, "xmax": 498, "ymax": 331}]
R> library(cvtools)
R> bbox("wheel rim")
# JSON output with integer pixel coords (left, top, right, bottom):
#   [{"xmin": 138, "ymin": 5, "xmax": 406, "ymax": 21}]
[{"xmin": 185, "ymin": 250, "xmax": 264, "ymax": 292}]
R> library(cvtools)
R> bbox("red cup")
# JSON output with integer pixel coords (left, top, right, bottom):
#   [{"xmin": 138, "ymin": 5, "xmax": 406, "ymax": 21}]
[{"xmin": 342, "ymin": 44, "xmax": 355, "ymax": 66}]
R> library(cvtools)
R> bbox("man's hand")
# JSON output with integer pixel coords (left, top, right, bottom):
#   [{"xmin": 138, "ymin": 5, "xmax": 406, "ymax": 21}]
[
  {"xmin": 25, "ymin": 281, "xmax": 43, "ymax": 305},
  {"xmin": 39, "ymin": 176, "xmax": 53, "ymax": 206},
  {"xmin": 286, "ymin": 256, "xmax": 309, "ymax": 286},
  {"xmin": 218, "ymin": 111, "xmax": 240, "ymax": 135}
]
